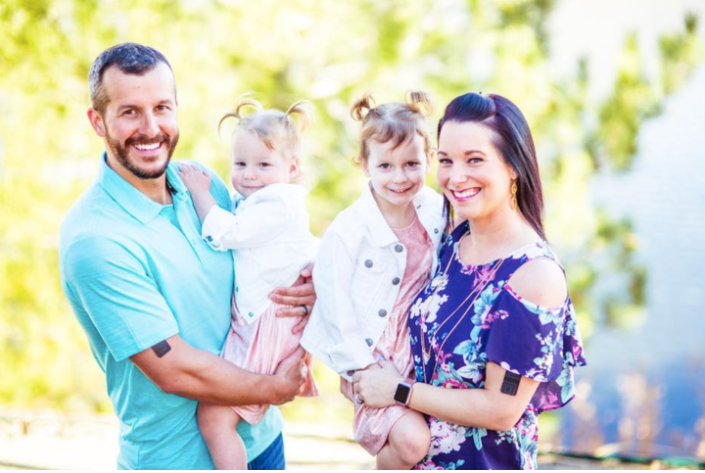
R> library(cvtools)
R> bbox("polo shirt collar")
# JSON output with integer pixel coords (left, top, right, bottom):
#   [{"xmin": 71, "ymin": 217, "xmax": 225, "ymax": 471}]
[{"xmin": 98, "ymin": 152, "xmax": 185, "ymax": 225}]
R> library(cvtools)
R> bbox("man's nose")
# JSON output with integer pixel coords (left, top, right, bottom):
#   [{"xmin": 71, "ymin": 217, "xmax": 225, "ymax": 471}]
[{"xmin": 139, "ymin": 112, "xmax": 160, "ymax": 137}]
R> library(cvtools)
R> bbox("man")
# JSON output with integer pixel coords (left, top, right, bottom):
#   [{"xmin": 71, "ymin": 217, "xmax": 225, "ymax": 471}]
[{"xmin": 59, "ymin": 43, "xmax": 314, "ymax": 469}]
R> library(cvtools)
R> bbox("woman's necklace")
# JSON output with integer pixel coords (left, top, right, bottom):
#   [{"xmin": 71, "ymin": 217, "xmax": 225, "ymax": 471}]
[{"xmin": 419, "ymin": 234, "xmax": 505, "ymax": 384}]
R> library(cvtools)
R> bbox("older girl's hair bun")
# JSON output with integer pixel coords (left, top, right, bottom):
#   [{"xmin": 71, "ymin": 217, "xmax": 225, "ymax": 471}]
[
  {"xmin": 350, "ymin": 92, "xmax": 377, "ymax": 122},
  {"xmin": 218, "ymin": 93, "xmax": 264, "ymax": 134},
  {"xmin": 285, "ymin": 100, "xmax": 313, "ymax": 133},
  {"xmin": 405, "ymin": 90, "xmax": 434, "ymax": 117}
]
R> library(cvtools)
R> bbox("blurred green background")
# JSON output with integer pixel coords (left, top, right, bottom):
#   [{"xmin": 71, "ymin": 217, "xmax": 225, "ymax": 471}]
[{"xmin": 0, "ymin": 0, "xmax": 702, "ymax": 429}]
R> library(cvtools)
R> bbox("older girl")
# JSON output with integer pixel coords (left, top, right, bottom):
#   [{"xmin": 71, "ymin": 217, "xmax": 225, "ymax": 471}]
[
  {"xmin": 353, "ymin": 92, "xmax": 586, "ymax": 469},
  {"xmin": 302, "ymin": 92, "xmax": 445, "ymax": 469}
]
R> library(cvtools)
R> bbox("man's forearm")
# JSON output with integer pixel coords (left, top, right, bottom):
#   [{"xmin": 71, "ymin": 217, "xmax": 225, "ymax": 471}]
[{"xmin": 132, "ymin": 335, "xmax": 294, "ymax": 406}]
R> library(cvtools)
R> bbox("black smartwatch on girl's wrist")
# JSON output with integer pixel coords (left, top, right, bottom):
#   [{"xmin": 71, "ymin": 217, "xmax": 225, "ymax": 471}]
[{"xmin": 394, "ymin": 378, "xmax": 417, "ymax": 406}]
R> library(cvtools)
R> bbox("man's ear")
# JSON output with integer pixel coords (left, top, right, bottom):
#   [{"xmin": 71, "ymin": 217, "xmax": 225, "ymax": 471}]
[{"xmin": 87, "ymin": 108, "xmax": 106, "ymax": 137}]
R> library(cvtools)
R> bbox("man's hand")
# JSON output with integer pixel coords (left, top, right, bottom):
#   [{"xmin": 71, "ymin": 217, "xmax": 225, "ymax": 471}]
[
  {"xmin": 270, "ymin": 347, "xmax": 306, "ymax": 405},
  {"xmin": 270, "ymin": 265, "xmax": 316, "ymax": 334}
]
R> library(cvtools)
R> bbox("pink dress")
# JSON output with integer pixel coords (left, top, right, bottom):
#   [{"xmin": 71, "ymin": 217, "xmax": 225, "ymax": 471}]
[
  {"xmin": 342, "ymin": 215, "xmax": 434, "ymax": 455},
  {"xmin": 221, "ymin": 298, "xmax": 318, "ymax": 424}
]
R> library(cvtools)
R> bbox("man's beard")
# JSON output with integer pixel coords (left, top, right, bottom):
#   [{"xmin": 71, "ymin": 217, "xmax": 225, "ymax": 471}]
[{"xmin": 106, "ymin": 129, "xmax": 179, "ymax": 180}]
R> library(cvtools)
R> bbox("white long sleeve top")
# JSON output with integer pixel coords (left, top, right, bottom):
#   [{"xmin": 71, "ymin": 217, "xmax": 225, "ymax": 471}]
[
  {"xmin": 300, "ymin": 183, "xmax": 445, "ymax": 380},
  {"xmin": 200, "ymin": 183, "xmax": 318, "ymax": 323}
]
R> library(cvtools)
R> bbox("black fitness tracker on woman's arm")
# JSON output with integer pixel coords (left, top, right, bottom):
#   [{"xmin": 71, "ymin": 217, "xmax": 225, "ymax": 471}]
[{"xmin": 394, "ymin": 378, "xmax": 417, "ymax": 406}]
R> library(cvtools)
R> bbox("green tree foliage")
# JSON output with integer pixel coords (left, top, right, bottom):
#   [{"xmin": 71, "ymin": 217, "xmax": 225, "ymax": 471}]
[{"xmin": 0, "ymin": 0, "xmax": 702, "ymax": 412}]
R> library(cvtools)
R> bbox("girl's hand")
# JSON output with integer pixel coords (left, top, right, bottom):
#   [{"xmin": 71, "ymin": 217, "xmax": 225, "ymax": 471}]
[
  {"xmin": 352, "ymin": 361, "xmax": 404, "ymax": 408},
  {"xmin": 179, "ymin": 163, "xmax": 211, "ymax": 194}
]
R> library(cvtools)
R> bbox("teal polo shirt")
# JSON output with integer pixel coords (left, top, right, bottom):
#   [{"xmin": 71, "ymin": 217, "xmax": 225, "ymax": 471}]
[{"xmin": 59, "ymin": 154, "xmax": 283, "ymax": 469}]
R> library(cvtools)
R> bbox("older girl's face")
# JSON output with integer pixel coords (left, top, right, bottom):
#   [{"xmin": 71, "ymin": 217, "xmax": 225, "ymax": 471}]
[{"xmin": 437, "ymin": 121, "xmax": 517, "ymax": 223}]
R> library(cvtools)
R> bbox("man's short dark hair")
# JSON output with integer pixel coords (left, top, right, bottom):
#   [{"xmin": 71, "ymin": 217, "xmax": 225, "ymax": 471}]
[{"xmin": 89, "ymin": 43, "xmax": 173, "ymax": 115}]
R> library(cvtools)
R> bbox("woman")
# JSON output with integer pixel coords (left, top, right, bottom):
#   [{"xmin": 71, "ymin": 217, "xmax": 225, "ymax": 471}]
[{"xmin": 352, "ymin": 92, "xmax": 586, "ymax": 470}]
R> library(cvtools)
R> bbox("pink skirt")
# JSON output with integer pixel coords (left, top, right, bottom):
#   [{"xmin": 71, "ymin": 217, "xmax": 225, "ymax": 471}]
[
  {"xmin": 221, "ymin": 300, "xmax": 318, "ymax": 424},
  {"xmin": 340, "ymin": 302, "xmax": 416, "ymax": 455}
]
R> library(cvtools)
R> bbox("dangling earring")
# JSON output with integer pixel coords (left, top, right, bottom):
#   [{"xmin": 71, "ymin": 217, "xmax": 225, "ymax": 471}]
[{"xmin": 511, "ymin": 181, "xmax": 518, "ymax": 210}]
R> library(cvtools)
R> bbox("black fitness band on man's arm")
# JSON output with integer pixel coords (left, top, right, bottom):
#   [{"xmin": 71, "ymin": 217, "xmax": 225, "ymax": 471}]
[{"xmin": 152, "ymin": 340, "xmax": 172, "ymax": 358}]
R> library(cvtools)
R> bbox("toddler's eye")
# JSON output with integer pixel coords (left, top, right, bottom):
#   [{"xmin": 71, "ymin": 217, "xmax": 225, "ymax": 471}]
[
  {"xmin": 234, "ymin": 162, "xmax": 246, "ymax": 167},
  {"xmin": 378, "ymin": 163, "xmax": 390, "ymax": 170}
]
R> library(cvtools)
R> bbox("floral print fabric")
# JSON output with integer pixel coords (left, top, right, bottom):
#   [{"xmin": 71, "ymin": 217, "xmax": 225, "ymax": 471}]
[{"xmin": 408, "ymin": 221, "xmax": 587, "ymax": 470}]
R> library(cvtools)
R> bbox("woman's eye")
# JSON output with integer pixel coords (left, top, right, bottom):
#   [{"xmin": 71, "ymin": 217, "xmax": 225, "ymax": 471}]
[
  {"xmin": 438, "ymin": 158, "xmax": 451, "ymax": 165},
  {"xmin": 468, "ymin": 157, "xmax": 483, "ymax": 164}
]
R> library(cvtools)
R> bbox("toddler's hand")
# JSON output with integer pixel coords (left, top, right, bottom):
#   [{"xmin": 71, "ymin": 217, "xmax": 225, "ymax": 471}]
[{"xmin": 178, "ymin": 163, "xmax": 211, "ymax": 194}]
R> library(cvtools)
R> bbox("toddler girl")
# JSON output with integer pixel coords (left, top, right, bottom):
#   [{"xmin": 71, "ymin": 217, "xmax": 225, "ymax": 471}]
[
  {"xmin": 301, "ymin": 92, "xmax": 445, "ymax": 469},
  {"xmin": 179, "ymin": 96, "xmax": 318, "ymax": 470}
]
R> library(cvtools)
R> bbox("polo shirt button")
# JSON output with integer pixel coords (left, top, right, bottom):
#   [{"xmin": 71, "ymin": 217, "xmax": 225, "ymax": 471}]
[
  {"xmin": 365, "ymin": 259, "xmax": 373, "ymax": 268},
  {"xmin": 347, "ymin": 370, "xmax": 355, "ymax": 377},
  {"xmin": 378, "ymin": 309, "xmax": 387, "ymax": 317},
  {"xmin": 392, "ymin": 277, "xmax": 400, "ymax": 285},
  {"xmin": 206, "ymin": 235, "xmax": 214, "ymax": 242},
  {"xmin": 235, "ymin": 286, "xmax": 239, "ymax": 293},
  {"xmin": 366, "ymin": 338, "xmax": 374, "ymax": 347},
  {"xmin": 434, "ymin": 228, "xmax": 439, "ymax": 234},
  {"xmin": 248, "ymin": 312, "xmax": 254, "ymax": 317},
  {"xmin": 395, "ymin": 244, "xmax": 403, "ymax": 253}
]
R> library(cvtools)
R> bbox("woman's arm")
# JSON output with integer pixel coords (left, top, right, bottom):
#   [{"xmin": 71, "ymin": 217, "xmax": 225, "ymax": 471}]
[{"xmin": 353, "ymin": 361, "xmax": 539, "ymax": 431}]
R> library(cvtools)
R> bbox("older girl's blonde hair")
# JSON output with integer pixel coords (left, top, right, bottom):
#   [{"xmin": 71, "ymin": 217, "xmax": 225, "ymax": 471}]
[
  {"xmin": 350, "ymin": 91, "xmax": 434, "ymax": 165},
  {"xmin": 219, "ymin": 94, "xmax": 312, "ymax": 159}
]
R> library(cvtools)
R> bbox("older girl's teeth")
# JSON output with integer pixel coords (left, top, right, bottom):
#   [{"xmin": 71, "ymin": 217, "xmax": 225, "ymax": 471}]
[{"xmin": 134, "ymin": 143, "xmax": 160, "ymax": 151}]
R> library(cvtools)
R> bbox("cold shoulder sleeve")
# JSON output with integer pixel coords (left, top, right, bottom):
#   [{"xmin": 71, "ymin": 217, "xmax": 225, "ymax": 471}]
[{"xmin": 480, "ymin": 284, "xmax": 587, "ymax": 413}]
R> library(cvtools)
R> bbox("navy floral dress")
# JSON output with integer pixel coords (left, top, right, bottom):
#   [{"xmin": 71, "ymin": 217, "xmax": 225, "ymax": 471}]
[{"xmin": 408, "ymin": 222, "xmax": 586, "ymax": 470}]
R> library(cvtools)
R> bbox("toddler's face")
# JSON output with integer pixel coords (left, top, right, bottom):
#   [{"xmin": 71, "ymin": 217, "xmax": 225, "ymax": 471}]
[
  {"xmin": 230, "ymin": 129, "xmax": 297, "ymax": 198},
  {"xmin": 364, "ymin": 133, "xmax": 430, "ymax": 209}
]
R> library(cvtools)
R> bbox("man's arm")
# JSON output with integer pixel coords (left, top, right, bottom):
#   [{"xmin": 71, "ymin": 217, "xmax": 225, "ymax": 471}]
[{"xmin": 131, "ymin": 335, "xmax": 305, "ymax": 406}]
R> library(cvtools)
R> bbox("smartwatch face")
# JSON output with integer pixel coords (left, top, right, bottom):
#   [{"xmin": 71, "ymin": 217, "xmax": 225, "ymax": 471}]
[{"xmin": 394, "ymin": 383, "xmax": 412, "ymax": 404}]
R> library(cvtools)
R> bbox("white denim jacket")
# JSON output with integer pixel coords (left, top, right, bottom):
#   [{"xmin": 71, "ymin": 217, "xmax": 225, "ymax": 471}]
[
  {"xmin": 301, "ymin": 183, "xmax": 445, "ymax": 380},
  {"xmin": 201, "ymin": 183, "xmax": 318, "ymax": 323}
]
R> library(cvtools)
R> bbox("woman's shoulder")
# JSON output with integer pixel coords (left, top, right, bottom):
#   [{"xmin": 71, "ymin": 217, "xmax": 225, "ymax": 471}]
[{"xmin": 505, "ymin": 243, "xmax": 568, "ymax": 308}]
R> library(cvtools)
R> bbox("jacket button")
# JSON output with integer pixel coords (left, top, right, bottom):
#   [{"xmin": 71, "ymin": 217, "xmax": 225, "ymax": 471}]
[
  {"xmin": 378, "ymin": 309, "xmax": 387, "ymax": 317},
  {"xmin": 365, "ymin": 259, "xmax": 373, "ymax": 268},
  {"xmin": 434, "ymin": 228, "xmax": 439, "ymax": 234},
  {"xmin": 366, "ymin": 338, "xmax": 373, "ymax": 347},
  {"xmin": 395, "ymin": 244, "xmax": 404, "ymax": 253},
  {"xmin": 392, "ymin": 277, "xmax": 400, "ymax": 285},
  {"xmin": 347, "ymin": 370, "xmax": 355, "ymax": 377}
]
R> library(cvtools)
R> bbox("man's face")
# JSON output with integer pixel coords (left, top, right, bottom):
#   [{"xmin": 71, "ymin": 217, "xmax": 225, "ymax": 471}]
[{"xmin": 90, "ymin": 62, "xmax": 179, "ymax": 180}]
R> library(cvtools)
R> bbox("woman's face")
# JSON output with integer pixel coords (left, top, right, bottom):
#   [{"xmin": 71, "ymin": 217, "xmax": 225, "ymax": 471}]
[{"xmin": 436, "ymin": 121, "xmax": 517, "ymax": 223}]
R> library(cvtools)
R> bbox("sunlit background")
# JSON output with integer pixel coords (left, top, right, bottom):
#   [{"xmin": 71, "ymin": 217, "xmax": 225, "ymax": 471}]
[{"xmin": 1, "ymin": 0, "xmax": 704, "ymax": 469}]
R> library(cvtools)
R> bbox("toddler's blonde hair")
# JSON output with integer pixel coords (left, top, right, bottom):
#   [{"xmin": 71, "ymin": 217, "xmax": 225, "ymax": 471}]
[
  {"xmin": 219, "ymin": 94, "xmax": 312, "ymax": 160},
  {"xmin": 350, "ymin": 91, "xmax": 434, "ymax": 165}
]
